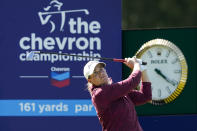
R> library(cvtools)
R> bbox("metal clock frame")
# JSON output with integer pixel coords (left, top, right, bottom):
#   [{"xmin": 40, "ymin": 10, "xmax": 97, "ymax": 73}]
[{"xmin": 135, "ymin": 38, "xmax": 188, "ymax": 105}]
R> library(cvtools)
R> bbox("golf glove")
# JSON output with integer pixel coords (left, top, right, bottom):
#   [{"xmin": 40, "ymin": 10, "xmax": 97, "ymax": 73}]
[{"xmin": 136, "ymin": 58, "xmax": 147, "ymax": 72}]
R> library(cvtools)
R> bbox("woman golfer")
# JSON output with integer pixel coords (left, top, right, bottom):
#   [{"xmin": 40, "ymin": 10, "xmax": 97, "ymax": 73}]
[{"xmin": 83, "ymin": 57, "xmax": 152, "ymax": 131}]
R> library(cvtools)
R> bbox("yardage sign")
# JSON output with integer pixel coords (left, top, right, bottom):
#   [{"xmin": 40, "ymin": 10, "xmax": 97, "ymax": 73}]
[{"xmin": 0, "ymin": 0, "xmax": 121, "ymax": 130}]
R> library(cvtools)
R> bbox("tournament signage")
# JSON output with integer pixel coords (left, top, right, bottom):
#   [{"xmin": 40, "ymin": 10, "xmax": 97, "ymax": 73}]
[{"xmin": 0, "ymin": 0, "xmax": 121, "ymax": 130}]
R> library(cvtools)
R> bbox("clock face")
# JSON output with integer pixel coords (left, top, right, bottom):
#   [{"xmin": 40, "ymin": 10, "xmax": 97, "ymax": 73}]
[
  {"xmin": 136, "ymin": 39, "xmax": 188, "ymax": 105},
  {"xmin": 141, "ymin": 46, "xmax": 181, "ymax": 100}
]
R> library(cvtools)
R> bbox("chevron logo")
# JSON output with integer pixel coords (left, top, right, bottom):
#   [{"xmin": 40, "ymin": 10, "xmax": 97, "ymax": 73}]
[{"xmin": 51, "ymin": 70, "xmax": 70, "ymax": 88}]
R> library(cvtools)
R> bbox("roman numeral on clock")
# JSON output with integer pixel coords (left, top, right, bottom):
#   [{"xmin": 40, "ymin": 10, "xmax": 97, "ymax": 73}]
[
  {"xmin": 166, "ymin": 50, "xmax": 171, "ymax": 57},
  {"xmin": 147, "ymin": 51, "xmax": 153, "ymax": 58},
  {"xmin": 174, "ymin": 70, "xmax": 181, "ymax": 73},
  {"xmin": 158, "ymin": 89, "xmax": 161, "ymax": 97},
  {"xmin": 165, "ymin": 86, "xmax": 171, "ymax": 94}
]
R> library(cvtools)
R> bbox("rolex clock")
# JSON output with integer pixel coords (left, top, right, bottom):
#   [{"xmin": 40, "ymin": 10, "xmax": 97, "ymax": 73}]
[{"xmin": 136, "ymin": 39, "xmax": 188, "ymax": 105}]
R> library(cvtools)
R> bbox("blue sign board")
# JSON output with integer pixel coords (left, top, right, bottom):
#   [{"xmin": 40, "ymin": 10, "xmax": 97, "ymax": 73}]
[{"xmin": 0, "ymin": 0, "xmax": 121, "ymax": 130}]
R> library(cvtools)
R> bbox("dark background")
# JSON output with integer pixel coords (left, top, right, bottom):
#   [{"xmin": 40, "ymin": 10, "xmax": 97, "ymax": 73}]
[{"xmin": 122, "ymin": 0, "xmax": 197, "ymax": 29}]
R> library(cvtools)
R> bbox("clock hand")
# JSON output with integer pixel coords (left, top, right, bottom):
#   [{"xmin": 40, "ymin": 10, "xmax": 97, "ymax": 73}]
[
  {"xmin": 154, "ymin": 68, "xmax": 176, "ymax": 86},
  {"xmin": 154, "ymin": 68, "xmax": 167, "ymax": 79},
  {"xmin": 165, "ymin": 77, "xmax": 176, "ymax": 86}
]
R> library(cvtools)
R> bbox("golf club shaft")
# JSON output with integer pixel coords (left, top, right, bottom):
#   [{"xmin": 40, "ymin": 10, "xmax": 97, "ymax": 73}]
[{"xmin": 35, "ymin": 51, "xmax": 147, "ymax": 65}]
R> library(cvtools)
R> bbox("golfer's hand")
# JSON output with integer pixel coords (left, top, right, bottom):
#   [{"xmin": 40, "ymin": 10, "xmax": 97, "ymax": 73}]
[{"xmin": 124, "ymin": 57, "xmax": 139, "ymax": 69}]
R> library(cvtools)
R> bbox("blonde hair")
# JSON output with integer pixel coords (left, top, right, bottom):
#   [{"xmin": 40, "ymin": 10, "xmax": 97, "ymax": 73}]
[{"xmin": 86, "ymin": 82, "xmax": 93, "ymax": 96}]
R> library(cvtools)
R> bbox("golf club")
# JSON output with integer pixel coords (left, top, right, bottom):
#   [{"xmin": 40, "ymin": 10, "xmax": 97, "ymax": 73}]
[{"xmin": 26, "ymin": 51, "xmax": 147, "ymax": 65}]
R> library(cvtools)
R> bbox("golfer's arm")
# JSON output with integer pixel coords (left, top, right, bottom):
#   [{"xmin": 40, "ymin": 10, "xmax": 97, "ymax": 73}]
[
  {"xmin": 128, "ymin": 81, "xmax": 152, "ymax": 106},
  {"xmin": 105, "ymin": 70, "xmax": 141, "ymax": 103}
]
